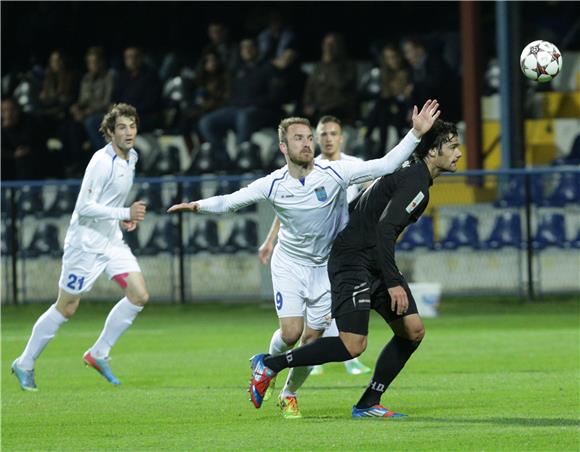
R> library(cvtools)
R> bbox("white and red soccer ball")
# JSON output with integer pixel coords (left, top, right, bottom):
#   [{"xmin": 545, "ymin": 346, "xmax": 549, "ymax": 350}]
[{"xmin": 520, "ymin": 40, "xmax": 563, "ymax": 83}]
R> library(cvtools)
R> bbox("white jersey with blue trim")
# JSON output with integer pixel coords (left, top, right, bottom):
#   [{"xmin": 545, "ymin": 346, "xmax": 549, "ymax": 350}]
[
  {"xmin": 315, "ymin": 153, "xmax": 364, "ymax": 203},
  {"xmin": 197, "ymin": 130, "xmax": 420, "ymax": 266},
  {"xmin": 64, "ymin": 143, "xmax": 137, "ymax": 253}
]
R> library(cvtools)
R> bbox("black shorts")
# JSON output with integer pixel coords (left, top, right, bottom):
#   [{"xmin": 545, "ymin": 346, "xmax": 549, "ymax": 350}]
[{"xmin": 329, "ymin": 263, "xmax": 418, "ymax": 336}]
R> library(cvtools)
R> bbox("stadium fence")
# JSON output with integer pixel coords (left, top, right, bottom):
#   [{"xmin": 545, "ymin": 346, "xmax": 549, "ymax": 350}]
[{"xmin": 1, "ymin": 167, "xmax": 578, "ymax": 305}]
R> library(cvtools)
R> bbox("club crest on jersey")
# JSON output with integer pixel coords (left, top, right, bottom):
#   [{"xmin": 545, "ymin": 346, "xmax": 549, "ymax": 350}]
[
  {"xmin": 406, "ymin": 191, "xmax": 425, "ymax": 213},
  {"xmin": 314, "ymin": 186, "xmax": 328, "ymax": 202}
]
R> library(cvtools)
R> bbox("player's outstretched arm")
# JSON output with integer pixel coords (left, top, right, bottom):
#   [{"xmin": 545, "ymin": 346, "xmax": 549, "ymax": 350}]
[
  {"xmin": 410, "ymin": 99, "xmax": 441, "ymax": 138},
  {"xmin": 167, "ymin": 202, "xmax": 201, "ymax": 214},
  {"xmin": 167, "ymin": 176, "xmax": 271, "ymax": 215}
]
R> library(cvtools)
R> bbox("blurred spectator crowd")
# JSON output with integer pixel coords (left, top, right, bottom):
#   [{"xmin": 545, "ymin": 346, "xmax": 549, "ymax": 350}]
[{"xmin": 2, "ymin": 13, "xmax": 463, "ymax": 180}]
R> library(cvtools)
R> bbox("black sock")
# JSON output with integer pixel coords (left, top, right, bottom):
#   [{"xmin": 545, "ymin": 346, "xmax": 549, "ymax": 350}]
[
  {"xmin": 263, "ymin": 337, "xmax": 353, "ymax": 373},
  {"xmin": 355, "ymin": 335, "xmax": 422, "ymax": 409}
]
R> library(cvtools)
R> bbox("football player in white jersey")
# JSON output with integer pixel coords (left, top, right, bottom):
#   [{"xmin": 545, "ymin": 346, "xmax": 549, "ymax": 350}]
[
  {"xmin": 12, "ymin": 103, "xmax": 149, "ymax": 391},
  {"xmin": 257, "ymin": 115, "xmax": 372, "ymax": 412},
  {"xmin": 167, "ymin": 100, "xmax": 440, "ymax": 417}
]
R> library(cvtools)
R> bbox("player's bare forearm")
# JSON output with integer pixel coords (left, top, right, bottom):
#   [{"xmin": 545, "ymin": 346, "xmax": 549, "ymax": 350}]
[
  {"xmin": 167, "ymin": 201, "xmax": 200, "ymax": 214},
  {"xmin": 258, "ymin": 216, "xmax": 280, "ymax": 265},
  {"xmin": 265, "ymin": 217, "xmax": 280, "ymax": 245}
]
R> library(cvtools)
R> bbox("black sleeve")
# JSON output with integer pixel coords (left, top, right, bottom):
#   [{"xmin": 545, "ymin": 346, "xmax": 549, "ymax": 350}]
[
  {"xmin": 255, "ymin": 65, "xmax": 278, "ymax": 108},
  {"xmin": 137, "ymin": 71, "xmax": 162, "ymax": 113},
  {"xmin": 376, "ymin": 176, "xmax": 428, "ymax": 288}
]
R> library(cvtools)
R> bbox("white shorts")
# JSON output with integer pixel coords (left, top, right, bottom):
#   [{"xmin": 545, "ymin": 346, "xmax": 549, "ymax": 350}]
[
  {"xmin": 58, "ymin": 244, "xmax": 141, "ymax": 294},
  {"xmin": 270, "ymin": 247, "xmax": 331, "ymax": 331}
]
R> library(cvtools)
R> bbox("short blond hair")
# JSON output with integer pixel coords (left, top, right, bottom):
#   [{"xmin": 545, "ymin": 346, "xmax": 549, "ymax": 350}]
[{"xmin": 278, "ymin": 117, "xmax": 311, "ymax": 145}]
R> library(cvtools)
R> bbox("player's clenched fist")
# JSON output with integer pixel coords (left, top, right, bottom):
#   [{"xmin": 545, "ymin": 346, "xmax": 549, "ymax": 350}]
[
  {"xmin": 130, "ymin": 200, "xmax": 147, "ymax": 221},
  {"xmin": 120, "ymin": 220, "xmax": 138, "ymax": 232}
]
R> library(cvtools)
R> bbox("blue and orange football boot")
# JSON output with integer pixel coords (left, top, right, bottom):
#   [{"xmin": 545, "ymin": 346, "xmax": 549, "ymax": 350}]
[
  {"xmin": 11, "ymin": 359, "xmax": 38, "ymax": 392},
  {"xmin": 83, "ymin": 350, "xmax": 121, "ymax": 386},
  {"xmin": 352, "ymin": 404, "xmax": 407, "ymax": 419}
]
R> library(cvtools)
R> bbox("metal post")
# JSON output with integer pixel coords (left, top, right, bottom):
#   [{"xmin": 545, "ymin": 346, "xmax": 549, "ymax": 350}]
[
  {"xmin": 496, "ymin": 1, "xmax": 524, "ymax": 169},
  {"xmin": 497, "ymin": 1, "xmax": 511, "ymax": 170},
  {"xmin": 523, "ymin": 172, "xmax": 535, "ymax": 300},
  {"xmin": 460, "ymin": 1, "xmax": 483, "ymax": 170},
  {"xmin": 10, "ymin": 187, "xmax": 19, "ymax": 305},
  {"xmin": 177, "ymin": 182, "xmax": 186, "ymax": 304}
]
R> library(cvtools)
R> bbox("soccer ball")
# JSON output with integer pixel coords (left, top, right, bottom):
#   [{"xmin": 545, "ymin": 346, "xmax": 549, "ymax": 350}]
[{"xmin": 520, "ymin": 40, "xmax": 562, "ymax": 83}]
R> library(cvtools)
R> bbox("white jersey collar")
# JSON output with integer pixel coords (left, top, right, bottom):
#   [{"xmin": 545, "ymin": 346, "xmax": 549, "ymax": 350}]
[{"xmin": 104, "ymin": 142, "xmax": 136, "ymax": 161}]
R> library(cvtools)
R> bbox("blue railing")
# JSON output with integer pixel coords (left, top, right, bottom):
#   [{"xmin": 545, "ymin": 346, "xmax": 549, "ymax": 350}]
[{"xmin": 1, "ymin": 166, "xmax": 579, "ymax": 304}]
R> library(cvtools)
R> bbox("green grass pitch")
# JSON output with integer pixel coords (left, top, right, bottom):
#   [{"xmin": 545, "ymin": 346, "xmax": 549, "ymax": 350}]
[{"xmin": 2, "ymin": 297, "xmax": 579, "ymax": 451}]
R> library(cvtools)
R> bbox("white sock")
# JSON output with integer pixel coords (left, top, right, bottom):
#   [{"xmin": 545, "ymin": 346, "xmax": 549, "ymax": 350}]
[
  {"xmin": 17, "ymin": 304, "xmax": 68, "ymax": 370},
  {"xmin": 269, "ymin": 328, "xmax": 291, "ymax": 356},
  {"xmin": 283, "ymin": 365, "xmax": 314, "ymax": 395},
  {"xmin": 90, "ymin": 297, "xmax": 143, "ymax": 359}
]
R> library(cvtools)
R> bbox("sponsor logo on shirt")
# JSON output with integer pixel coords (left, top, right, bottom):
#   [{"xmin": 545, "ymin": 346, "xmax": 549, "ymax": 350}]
[
  {"xmin": 315, "ymin": 186, "xmax": 328, "ymax": 202},
  {"xmin": 406, "ymin": 191, "xmax": 425, "ymax": 213}
]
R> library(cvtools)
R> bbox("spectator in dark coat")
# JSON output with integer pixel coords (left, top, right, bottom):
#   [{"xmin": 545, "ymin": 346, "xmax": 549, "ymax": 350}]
[
  {"xmin": 364, "ymin": 44, "xmax": 412, "ymax": 156},
  {"xmin": 269, "ymin": 49, "xmax": 306, "ymax": 115},
  {"xmin": 36, "ymin": 49, "xmax": 78, "ymax": 154},
  {"xmin": 201, "ymin": 22, "xmax": 240, "ymax": 72},
  {"xmin": 67, "ymin": 46, "xmax": 115, "ymax": 156},
  {"xmin": 114, "ymin": 47, "xmax": 161, "ymax": 133},
  {"xmin": 258, "ymin": 10, "xmax": 297, "ymax": 62},
  {"xmin": 198, "ymin": 38, "xmax": 283, "ymax": 169},
  {"xmin": 401, "ymin": 36, "xmax": 461, "ymax": 123},
  {"xmin": 37, "ymin": 49, "xmax": 78, "ymax": 124},
  {"xmin": 180, "ymin": 51, "xmax": 231, "ymax": 151},
  {"xmin": 2, "ymin": 98, "xmax": 47, "ymax": 180},
  {"xmin": 303, "ymin": 33, "xmax": 358, "ymax": 124}
]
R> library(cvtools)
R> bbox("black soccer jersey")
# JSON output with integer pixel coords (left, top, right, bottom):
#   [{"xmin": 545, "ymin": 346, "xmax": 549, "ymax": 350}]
[{"xmin": 331, "ymin": 159, "xmax": 433, "ymax": 288}]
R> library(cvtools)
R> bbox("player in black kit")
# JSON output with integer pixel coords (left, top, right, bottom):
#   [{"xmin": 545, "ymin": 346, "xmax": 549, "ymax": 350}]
[{"xmin": 248, "ymin": 119, "xmax": 461, "ymax": 418}]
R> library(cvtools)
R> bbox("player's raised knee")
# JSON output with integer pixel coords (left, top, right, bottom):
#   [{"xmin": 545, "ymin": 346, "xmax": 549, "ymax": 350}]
[
  {"xmin": 280, "ymin": 329, "xmax": 302, "ymax": 347},
  {"xmin": 340, "ymin": 333, "xmax": 367, "ymax": 358},
  {"xmin": 56, "ymin": 299, "xmax": 80, "ymax": 318},
  {"xmin": 407, "ymin": 325, "xmax": 425, "ymax": 342},
  {"xmin": 301, "ymin": 329, "xmax": 323, "ymax": 345},
  {"xmin": 347, "ymin": 341, "xmax": 367, "ymax": 358},
  {"xmin": 129, "ymin": 290, "xmax": 149, "ymax": 306}
]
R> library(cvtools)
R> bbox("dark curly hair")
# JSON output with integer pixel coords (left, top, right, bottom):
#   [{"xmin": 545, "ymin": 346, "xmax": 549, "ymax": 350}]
[
  {"xmin": 413, "ymin": 120, "xmax": 458, "ymax": 161},
  {"xmin": 99, "ymin": 103, "xmax": 139, "ymax": 142}
]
